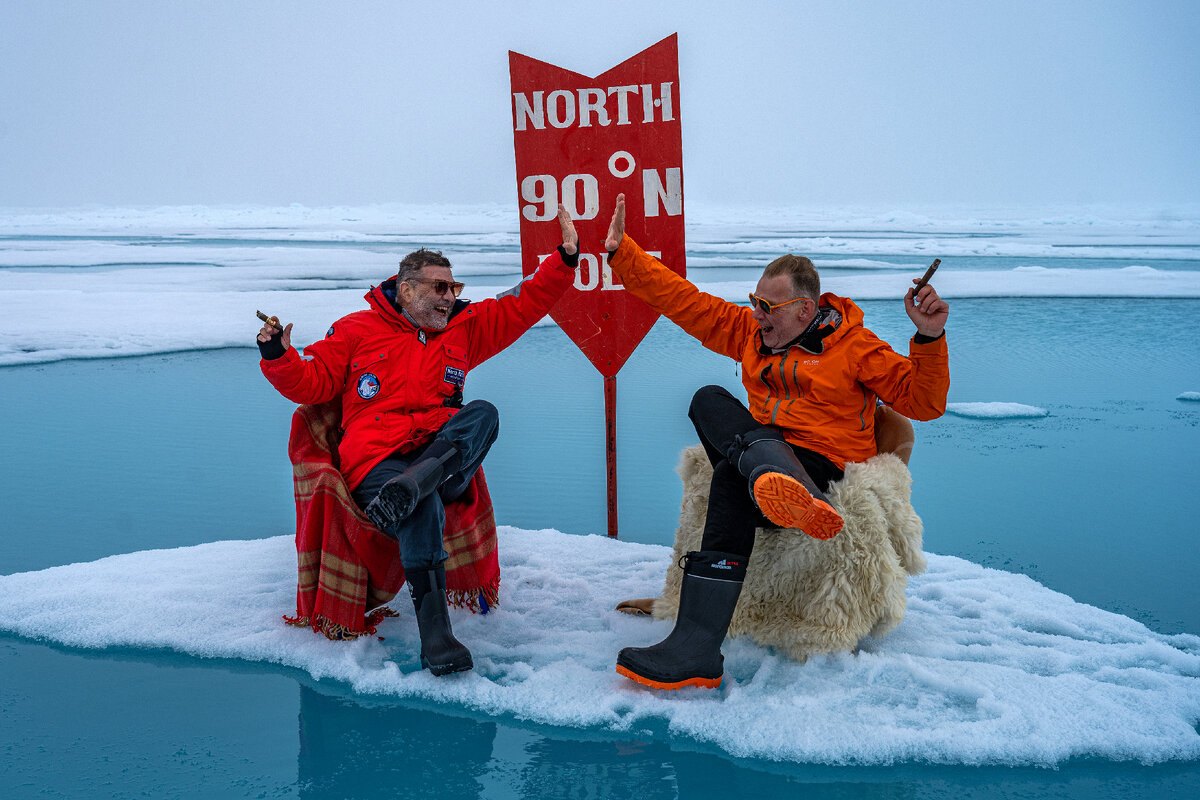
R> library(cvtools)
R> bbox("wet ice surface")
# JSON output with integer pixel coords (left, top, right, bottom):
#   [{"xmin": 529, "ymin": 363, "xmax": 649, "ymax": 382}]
[{"xmin": 1, "ymin": 526, "xmax": 1197, "ymax": 767}]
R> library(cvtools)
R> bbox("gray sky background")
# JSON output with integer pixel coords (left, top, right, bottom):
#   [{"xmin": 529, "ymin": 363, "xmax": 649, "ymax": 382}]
[{"xmin": 1, "ymin": 1, "xmax": 1197, "ymax": 209}]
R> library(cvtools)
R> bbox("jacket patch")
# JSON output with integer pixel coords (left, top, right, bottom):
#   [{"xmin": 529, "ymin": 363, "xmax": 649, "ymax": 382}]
[
  {"xmin": 357, "ymin": 372, "xmax": 381, "ymax": 399},
  {"xmin": 444, "ymin": 366, "xmax": 466, "ymax": 387},
  {"xmin": 326, "ymin": 325, "xmax": 335, "ymax": 338}
]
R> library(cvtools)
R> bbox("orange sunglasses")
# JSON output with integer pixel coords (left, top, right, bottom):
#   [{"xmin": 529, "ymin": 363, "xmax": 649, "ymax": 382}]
[{"xmin": 748, "ymin": 293, "xmax": 805, "ymax": 314}]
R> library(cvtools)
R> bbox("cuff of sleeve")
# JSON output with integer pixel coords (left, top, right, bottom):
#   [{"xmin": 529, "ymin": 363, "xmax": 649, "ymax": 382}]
[
  {"xmin": 913, "ymin": 330, "xmax": 945, "ymax": 345},
  {"xmin": 258, "ymin": 334, "xmax": 286, "ymax": 360},
  {"xmin": 606, "ymin": 234, "xmax": 634, "ymax": 265},
  {"xmin": 556, "ymin": 243, "xmax": 579, "ymax": 269}
]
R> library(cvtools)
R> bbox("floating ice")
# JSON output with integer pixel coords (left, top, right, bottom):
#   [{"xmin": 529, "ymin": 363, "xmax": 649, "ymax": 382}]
[
  {"xmin": 945, "ymin": 402, "xmax": 1049, "ymax": 419},
  {"xmin": 1178, "ymin": 392, "xmax": 1200, "ymax": 402},
  {"xmin": 1, "ymin": 527, "xmax": 1196, "ymax": 767},
  {"xmin": 3, "ymin": 203, "xmax": 1199, "ymax": 366}
]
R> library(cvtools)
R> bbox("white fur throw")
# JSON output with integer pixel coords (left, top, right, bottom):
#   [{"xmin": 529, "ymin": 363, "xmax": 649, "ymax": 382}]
[{"xmin": 652, "ymin": 445, "xmax": 926, "ymax": 662}]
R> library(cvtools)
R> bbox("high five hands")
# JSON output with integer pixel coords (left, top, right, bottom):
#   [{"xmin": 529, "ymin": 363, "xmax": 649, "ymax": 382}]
[
  {"xmin": 558, "ymin": 203, "xmax": 579, "ymax": 256},
  {"xmin": 604, "ymin": 193, "xmax": 626, "ymax": 252}
]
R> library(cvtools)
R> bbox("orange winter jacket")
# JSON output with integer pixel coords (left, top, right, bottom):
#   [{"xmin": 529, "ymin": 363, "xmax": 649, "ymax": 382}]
[
  {"xmin": 261, "ymin": 251, "xmax": 574, "ymax": 489},
  {"xmin": 609, "ymin": 236, "xmax": 949, "ymax": 469}
]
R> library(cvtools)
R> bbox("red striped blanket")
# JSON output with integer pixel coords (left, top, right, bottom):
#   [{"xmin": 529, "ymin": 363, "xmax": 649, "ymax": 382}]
[{"xmin": 283, "ymin": 402, "xmax": 500, "ymax": 640}]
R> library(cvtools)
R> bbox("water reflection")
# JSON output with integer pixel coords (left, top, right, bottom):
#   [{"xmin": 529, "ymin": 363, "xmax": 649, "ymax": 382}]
[{"xmin": 297, "ymin": 685, "xmax": 496, "ymax": 799}]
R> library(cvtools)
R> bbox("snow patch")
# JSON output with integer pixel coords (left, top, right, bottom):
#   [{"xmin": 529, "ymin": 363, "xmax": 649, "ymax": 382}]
[
  {"xmin": 945, "ymin": 402, "xmax": 1049, "ymax": 419},
  {"xmin": 1, "ymin": 527, "xmax": 1197, "ymax": 767}
]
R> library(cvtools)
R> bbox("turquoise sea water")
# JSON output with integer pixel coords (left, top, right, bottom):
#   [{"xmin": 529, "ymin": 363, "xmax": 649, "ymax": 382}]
[
  {"xmin": 2, "ymin": 206, "xmax": 1199, "ymax": 797},
  {"xmin": 2, "ymin": 298, "xmax": 1198, "ymax": 797}
]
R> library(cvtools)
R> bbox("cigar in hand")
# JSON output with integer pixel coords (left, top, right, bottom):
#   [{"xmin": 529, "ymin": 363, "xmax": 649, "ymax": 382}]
[
  {"xmin": 256, "ymin": 310, "xmax": 283, "ymax": 330},
  {"xmin": 912, "ymin": 259, "xmax": 941, "ymax": 293}
]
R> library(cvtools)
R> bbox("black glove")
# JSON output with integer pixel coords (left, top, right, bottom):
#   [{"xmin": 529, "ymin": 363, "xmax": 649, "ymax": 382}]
[
  {"xmin": 257, "ymin": 330, "xmax": 286, "ymax": 360},
  {"xmin": 557, "ymin": 242, "xmax": 580, "ymax": 269}
]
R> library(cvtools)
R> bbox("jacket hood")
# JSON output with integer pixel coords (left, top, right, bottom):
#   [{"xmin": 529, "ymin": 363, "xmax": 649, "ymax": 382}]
[
  {"xmin": 818, "ymin": 293, "xmax": 865, "ymax": 346},
  {"xmin": 365, "ymin": 276, "xmax": 471, "ymax": 331}
]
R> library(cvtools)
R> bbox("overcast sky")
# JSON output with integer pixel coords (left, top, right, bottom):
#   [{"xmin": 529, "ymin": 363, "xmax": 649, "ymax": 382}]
[{"xmin": 1, "ymin": 1, "xmax": 1197, "ymax": 209}]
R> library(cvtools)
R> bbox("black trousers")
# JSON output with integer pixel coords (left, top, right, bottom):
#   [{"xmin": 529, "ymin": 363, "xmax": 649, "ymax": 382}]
[{"xmin": 688, "ymin": 385, "xmax": 844, "ymax": 558}]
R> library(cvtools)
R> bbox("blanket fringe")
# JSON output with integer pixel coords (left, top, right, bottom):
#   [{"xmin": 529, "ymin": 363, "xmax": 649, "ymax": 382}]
[
  {"xmin": 284, "ymin": 584, "xmax": 497, "ymax": 640},
  {"xmin": 283, "ymin": 608, "xmax": 400, "ymax": 641},
  {"xmin": 447, "ymin": 580, "xmax": 500, "ymax": 615}
]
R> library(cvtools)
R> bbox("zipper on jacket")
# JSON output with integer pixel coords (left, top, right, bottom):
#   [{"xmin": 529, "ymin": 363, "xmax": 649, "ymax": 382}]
[
  {"xmin": 770, "ymin": 354, "xmax": 791, "ymax": 425},
  {"xmin": 784, "ymin": 358, "xmax": 804, "ymax": 413},
  {"xmin": 758, "ymin": 365, "xmax": 776, "ymax": 417}
]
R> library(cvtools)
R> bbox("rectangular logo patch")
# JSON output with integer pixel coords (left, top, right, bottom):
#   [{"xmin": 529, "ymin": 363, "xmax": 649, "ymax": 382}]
[{"xmin": 443, "ymin": 366, "xmax": 466, "ymax": 387}]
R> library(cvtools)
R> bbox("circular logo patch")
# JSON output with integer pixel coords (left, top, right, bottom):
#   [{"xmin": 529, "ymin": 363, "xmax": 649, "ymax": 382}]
[{"xmin": 357, "ymin": 372, "xmax": 380, "ymax": 399}]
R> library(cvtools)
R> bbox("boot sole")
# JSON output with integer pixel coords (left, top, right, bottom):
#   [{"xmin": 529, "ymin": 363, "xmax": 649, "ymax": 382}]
[
  {"xmin": 422, "ymin": 654, "xmax": 473, "ymax": 676},
  {"xmin": 752, "ymin": 473, "xmax": 844, "ymax": 539},
  {"xmin": 366, "ymin": 477, "xmax": 418, "ymax": 529},
  {"xmin": 615, "ymin": 663, "xmax": 722, "ymax": 690}
]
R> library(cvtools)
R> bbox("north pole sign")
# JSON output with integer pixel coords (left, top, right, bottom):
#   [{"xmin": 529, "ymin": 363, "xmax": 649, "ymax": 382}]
[{"xmin": 509, "ymin": 34, "xmax": 685, "ymax": 377}]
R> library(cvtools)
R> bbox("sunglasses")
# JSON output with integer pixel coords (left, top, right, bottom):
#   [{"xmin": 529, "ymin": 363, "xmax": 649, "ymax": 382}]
[
  {"xmin": 408, "ymin": 278, "xmax": 465, "ymax": 297},
  {"xmin": 748, "ymin": 293, "xmax": 805, "ymax": 314}
]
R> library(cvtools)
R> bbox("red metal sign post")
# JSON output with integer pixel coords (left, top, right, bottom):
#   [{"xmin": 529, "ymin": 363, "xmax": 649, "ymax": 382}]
[{"xmin": 510, "ymin": 34, "xmax": 686, "ymax": 538}]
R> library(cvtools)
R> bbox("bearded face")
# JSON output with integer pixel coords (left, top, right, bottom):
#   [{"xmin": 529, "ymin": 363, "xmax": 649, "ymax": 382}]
[{"xmin": 398, "ymin": 266, "xmax": 457, "ymax": 330}]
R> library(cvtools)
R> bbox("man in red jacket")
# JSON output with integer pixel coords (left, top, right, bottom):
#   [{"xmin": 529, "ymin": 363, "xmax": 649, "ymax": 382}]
[{"xmin": 257, "ymin": 207, "xmax": 578, "ymax": 675}]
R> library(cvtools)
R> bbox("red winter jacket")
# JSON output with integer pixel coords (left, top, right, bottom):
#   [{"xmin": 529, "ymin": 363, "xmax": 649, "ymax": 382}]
[{"xmin": 262, "ymin": 251, "xmax": 574, "ymax": 489}]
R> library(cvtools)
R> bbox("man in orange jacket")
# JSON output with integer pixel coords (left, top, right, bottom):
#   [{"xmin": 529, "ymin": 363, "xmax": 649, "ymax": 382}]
[
  {"xmin": 602, "ymin": 194, "xmax": 950, "ymax": 690},
  {"xmin": 257, "ymin": 206, "xmax": 579, "ymax": 676}
]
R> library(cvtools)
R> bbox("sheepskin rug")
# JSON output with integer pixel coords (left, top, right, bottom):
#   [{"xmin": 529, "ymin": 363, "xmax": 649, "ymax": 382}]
[{"xmin": 651, "ymin": 445, "xmax": 926, "ymax": 662}]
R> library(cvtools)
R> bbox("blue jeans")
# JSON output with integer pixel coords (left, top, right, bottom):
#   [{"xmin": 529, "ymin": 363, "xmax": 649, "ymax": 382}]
[{"xmin": 351, "ymin": 400, "xmax": 499, "ymax": 567}]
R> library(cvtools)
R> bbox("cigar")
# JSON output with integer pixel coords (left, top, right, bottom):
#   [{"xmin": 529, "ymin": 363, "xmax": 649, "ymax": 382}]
[
  {"xmin": 256, "ymin": 310, "xmax": 283, "ymax": 330},
  {"xmin": 912, "ymin": 259, "xmax": 941, "ymax": 293}
]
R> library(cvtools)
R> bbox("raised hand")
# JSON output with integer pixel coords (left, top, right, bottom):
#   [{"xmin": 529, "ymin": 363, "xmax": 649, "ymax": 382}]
[
  {"xmin": 904, "ymin": 283, "xmax": 949, "ymax": 338},
  {"xmin": 557, "ymin": 203, "xmax": 578, "ymax": 256},
  {"xmin": 604, "ymin": 193, "xmax": 626, "ymax": 252}
]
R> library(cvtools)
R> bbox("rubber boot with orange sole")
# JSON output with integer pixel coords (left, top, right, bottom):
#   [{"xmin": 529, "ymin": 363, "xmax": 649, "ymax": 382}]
[
  {"xmin": 751, "ymin": 472, "xmax": 843, "ymax": 540},
  {"xmin": 733, "ymin": 429, "xmax": 844, "ymax": 540},
  {"xmin": 616, "ymin": 551, "xmax": 746, "ymax": 690}
]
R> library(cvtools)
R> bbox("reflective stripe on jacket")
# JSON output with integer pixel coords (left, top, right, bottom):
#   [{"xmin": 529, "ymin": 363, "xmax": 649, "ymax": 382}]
[
  {"xmin": 608, "ymin": 236, "xmax": 949, "ymax": 468},
  {"xmin": 262, "ymin": 250, "xmax": 574, "ymax": 489}
]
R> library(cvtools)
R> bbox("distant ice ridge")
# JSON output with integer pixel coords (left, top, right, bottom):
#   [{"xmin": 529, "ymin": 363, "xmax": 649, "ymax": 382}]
[
  {"xmin": 3, "ymin": 261, "xmax": 1200, "ymax": 367},
  {"xmin": 2, "ymin": 201, "xmax": 1198, "ymax": 241},
  {"xmin": 2, "ymin": 202, "xmax": 1199, "ymax": 366},
  {"xmin": 1178, "ymin": 392, "xmax": 1200, "ymax": 401},
  {"xmin": 946, "ymin": 403, "xmax": 1049, "ymax": 419},
  {"xmin": 1, "ymin": 527, "xmax": 1197, "ymax": 767}
]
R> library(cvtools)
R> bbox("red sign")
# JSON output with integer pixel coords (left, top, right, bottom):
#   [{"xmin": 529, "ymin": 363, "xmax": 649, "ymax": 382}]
[{"xmin": 509, "ymin": 34, "xmax": 685, "ymax": 377}]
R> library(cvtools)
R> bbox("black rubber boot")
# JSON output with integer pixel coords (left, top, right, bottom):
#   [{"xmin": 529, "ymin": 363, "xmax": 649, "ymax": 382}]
[
  {"xmin": 407, "ymin": 563, "xmax": 473, "ymax": 676},
  {"xmin": 437, "ymin": 470, "xmax": 473, "ymax": 504},
  {"xmin": 729, "ymin": 429, "xmax": 843, "ymax": 539},
  {"xmin": 615, "ymin": 551, "xmax": 747, "ymax": 689},
  {"xmin": 365, "ymin": 440, "xmax": 460, "ymax": 531}
]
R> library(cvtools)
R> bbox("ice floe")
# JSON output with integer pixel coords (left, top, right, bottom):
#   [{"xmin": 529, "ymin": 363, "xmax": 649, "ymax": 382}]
[
  {"xmin": 945, "ymin": 403, "xmax": 1049, "ymax": 419},
  {"xmin": 1, "ymin": 526, "xmax": 1197, "ymax": 767}
]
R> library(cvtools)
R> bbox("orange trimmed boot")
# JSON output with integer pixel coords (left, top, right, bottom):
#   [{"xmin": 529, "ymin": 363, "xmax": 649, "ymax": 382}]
[
  {"xmin": 732, "ymin": 430, "xmax": 843, "ymax": 540},
  {"xmin": 616, "ymin": 551, "xmax": 746, "ymax": 690}
]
